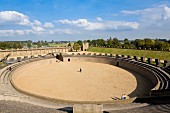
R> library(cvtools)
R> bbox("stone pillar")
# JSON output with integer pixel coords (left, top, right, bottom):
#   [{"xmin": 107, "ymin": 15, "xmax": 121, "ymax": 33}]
[
  {"xmin": 121, "ymin": 55, "xmax": 124, "ymax": 57},
  {"xmin": 155, "ymin": 59, "xmax": 160, "ymax": 66},
  {"xmin": 134, "ymin": 56, "xmax": 138, "ymax": 61},
  {"xmin": 164, "ymin": 60, "xmax": 168, "ymax": 67},
  {"xmin": 127, "ymin": 55, "xmax": 131, "ymax": 58},
  {"xmin": 24, "ymin": 56, "xmax": 28, "ymax": 59},
  {"xmin": 147, "ymin": 58, "xmax": 152, "ymax": 64},
  {"xmin": 17, "ymin": 57, "xmax": 21, "ymax": 62},
  {"xmin": 116, "ymin": 54, "xmax": 119, "ymax": 58},
  {"xmin": 141, "ymin": 57, "xmax": 144, "ymax": 62},
  {"xmin": 73, "ymin": 104, "xmax": 103, "ymax": 113}
]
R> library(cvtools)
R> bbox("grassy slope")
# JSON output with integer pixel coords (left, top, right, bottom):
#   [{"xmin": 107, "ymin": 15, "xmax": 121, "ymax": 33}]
[{"xmin": 88, "ymin": 47, "xmax": 170, "ymax": 60}]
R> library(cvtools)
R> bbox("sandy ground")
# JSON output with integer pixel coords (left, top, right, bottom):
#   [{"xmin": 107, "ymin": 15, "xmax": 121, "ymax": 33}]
[{"xmin": 12, "ymin": 58, "xmax": 150, "ymax": 101}]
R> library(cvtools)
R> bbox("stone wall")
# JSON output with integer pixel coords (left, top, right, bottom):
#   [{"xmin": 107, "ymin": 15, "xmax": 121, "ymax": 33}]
[{"xmin": 0, "ymin": 47, "xmax": 70, "ymax": 59}]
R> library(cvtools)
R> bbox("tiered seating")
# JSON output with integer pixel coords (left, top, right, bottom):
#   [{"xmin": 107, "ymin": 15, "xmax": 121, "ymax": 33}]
[
  {"xmin": 162, "ymin": 65, "xmax": 170, "ymax": 75},
  {"xmin": 131, "ymin": 60, "xmax": 170, "ymax": 90},
  {"xmin": 0, "ymin": 57, "xmax": 72, "ymax": 109},
  {"xmin": 1, "ymin": 52, "xmax": 170, "ymax": 112}
]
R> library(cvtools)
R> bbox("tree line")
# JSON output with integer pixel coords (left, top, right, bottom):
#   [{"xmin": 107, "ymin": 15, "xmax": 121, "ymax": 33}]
[
  {"xmin": 74, "ymin": 38, "xmax": 170, "ymax": 51},
  {"xmin": 0, "ymin": 40, "xmax": 49, "ymax": 50}
]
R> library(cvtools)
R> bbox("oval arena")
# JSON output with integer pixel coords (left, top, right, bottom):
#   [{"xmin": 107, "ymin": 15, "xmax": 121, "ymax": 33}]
[
  {"xmin": 0, "ymin": 51, "xmax": 170, "ymax": 112},
  {"xmin": 12, "ymin": 57, "xmax": 151, "ymax": 102}
]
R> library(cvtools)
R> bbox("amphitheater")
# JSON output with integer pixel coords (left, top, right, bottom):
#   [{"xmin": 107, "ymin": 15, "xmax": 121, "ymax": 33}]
[{"xmin": 0, "ymin": 47, "xmax": 170, "ymax": 113}]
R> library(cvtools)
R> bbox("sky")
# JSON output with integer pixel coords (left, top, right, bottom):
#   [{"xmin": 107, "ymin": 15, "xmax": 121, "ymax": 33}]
[{"xmin": 0, "ymin": 0, "xmax": 170, "ymax": 41}]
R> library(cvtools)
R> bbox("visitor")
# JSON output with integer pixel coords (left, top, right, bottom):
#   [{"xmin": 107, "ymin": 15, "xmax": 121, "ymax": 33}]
[
  {"xmin": 123, "ymin": 94, "xmax": 127, "ymax": 99},
  {"xmin": 121, "ymin": 94, "xmax": 126, "ymax": 100},
  {"xmin": 80, "ymin": 68, "xmax": 82, "ymax": 73},
  {"xmin": 56, "ymin": 59, "xmax": 59, "ymax": 63},
  {"xmin": 8, "ymin": 67, "xmax": 12, "ymax": 71}
]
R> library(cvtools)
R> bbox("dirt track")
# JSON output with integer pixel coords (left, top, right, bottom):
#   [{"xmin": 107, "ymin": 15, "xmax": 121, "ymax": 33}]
[{"xmin": 12, "ymin": 59, "xmax": 150, "ymax": 101}]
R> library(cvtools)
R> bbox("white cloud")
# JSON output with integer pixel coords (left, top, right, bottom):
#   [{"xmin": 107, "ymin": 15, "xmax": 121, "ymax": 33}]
[
  {"xmin": 58, "ymin": 19, "xmax": 139, "ymax": 30},
  {"xmin": 58, "ymin": 19, "xmax": 89, "ymax": 27},
  {"xmin": 0, "ymin": 28, "xmax": 80, "ymax": 36},
  {"xmin": 33, "ymin": 20, "xmax": 42, "ymax": 26},
  {"xmin": 0, "ymin": 11, "xmax": 31, "ymax": 26},
  {"xmin": 0, "ymin": 29, "xmax": 33, "ymax": 36},
  {"xmin": 96, "ymin": 17, "xmax": 103, "ymax": 21},
  {"xmin": 32, "ymin": 26, "xmax": 44, "ymax": 32},
  {"xmin": 43, "ymin": 22, "xmax": 54, "ymax": 28},
  {"xmin": 164, "ymin": 6, "xmax": 170, "ymax": 20},
  {"xmin": 121, "ymin": 5, "xmax": 170, "ymax": 27}
]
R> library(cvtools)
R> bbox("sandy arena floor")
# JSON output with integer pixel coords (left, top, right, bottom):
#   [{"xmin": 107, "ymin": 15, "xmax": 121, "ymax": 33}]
[{"xmin": 12, "ymin": 59, "xmax": 151, "ymax": 101}]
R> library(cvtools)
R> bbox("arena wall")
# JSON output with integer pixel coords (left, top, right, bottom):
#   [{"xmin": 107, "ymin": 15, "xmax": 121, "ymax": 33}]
[{"xmin": 0, "ymin": 47, "xmax": 71, "ymax": 59}]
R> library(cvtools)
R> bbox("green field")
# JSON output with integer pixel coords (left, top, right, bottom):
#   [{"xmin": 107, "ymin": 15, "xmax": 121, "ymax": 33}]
[
  {"xmin": 48, "ymin": 42, "xmax": 74, "ymax": 47},
  {"xmin": 88, "ymin": 47, "xmax": 170, "ymax": 60},
  {"xmin": 48, "ymin": 43, "xmax": 68, "ymax": 47}
]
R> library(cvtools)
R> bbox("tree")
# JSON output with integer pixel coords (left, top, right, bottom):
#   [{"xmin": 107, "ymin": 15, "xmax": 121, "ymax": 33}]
[
  {"xmin": 97, "ymin": 39, "xmax": 105, "ymax": 47},
  {"xmin": 106, "ymin": 37, "xmax": 113, "ymax": 47},
  {"xmin": 91, "ymin": 40, "xmax": 98, "ymax": 46},
  {"xmin": 51, "ymin": 40, "xmax": 54, "ymax": 43},
  {"xmin": 77, "ymin": 40, "xmax": 83, "ymax": 46},
  {"xmin": 26, "ymin": 40, "xmax": 32, "ymax": 48},
  {"xmin": 68, "ymin": 42, "xmax": 71, "ymax": 47},
  {"xmin": 122, "ymin": 38, "xmax": 131, "ymax": 49},
  {"xmin": 37, "ymin": 41, "xmax": 42, "ymax": 48},
  {"xmin": 144, "ymin": 38, "xmax": 154, "ymax": 49},
  {"xmin": 73, "ymin": 42, "xmax": 80, "ymax": 52},
  {"xmin": 112, "ymin": 38, "xmax": 121, "ymax": 48}
]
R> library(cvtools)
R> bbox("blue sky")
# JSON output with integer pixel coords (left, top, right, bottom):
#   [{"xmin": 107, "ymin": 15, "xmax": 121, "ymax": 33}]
[{"xmin": 0, "ymin": 0, "xmax": 170, "ymax": 41}]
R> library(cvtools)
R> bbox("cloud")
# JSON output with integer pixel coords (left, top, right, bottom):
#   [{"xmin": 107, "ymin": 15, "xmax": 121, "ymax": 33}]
[
  {"xmin": 33, "ymin": 20, "xmax": 41, "ymax": 26},
  {"xmin": 32, "ymin": 26, "xmax": 44, "ymax": 32},
  {"xmin": 0, "ymin": 11, "xmax": 31, "ymax": 26},
  {"xmin": 0, "ymin": 28, "xmax": 80, "ymax": 36},
  {"xmin": 96, "ymin": 17, "xmax": 103, "ymax": 21},
  {"xmin": 164, "ymin": 6, "xmax": 170, "ymax": 20},
  {"xmin": 0, "ymin": 30, "xmax": 33, "ymax": 36},
  {"xmin": 58, "ymin": 19, "xmax": 139, "ymax": 30},
  {"xmin": 121, "ymin": 5, "xmax": 170, "ymax": 27},
  {"xmin": 58, "ymin": 19, "xmax": 89, "ymax": 27},
  {"xmin": 43, "ymin": 22, "xmax": 54, "ymax": 28}
]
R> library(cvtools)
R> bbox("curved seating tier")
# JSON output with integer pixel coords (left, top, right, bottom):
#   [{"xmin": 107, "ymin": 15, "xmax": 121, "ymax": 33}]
[
  {"xmin": 0, "ymin": 52, "xmax": 170, "ymax": 112},
  {"xmin": 0, "ymin": 57, "xmax": 72, "ymax": 109},
  {"xmin": 65, "ymin": 52, "xmax": 170, "ymax": 98}
]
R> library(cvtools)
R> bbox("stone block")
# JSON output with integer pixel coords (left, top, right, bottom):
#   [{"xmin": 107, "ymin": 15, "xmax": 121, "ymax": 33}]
[{"xmin": 73, "ymin": 104, "xmax": 103, "ymax": 113}]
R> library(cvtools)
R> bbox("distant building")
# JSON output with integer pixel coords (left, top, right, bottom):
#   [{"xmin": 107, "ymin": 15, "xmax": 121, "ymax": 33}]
[{"xmin": 82, "ymin": 42, "xmax": 89, "ymax": 51}]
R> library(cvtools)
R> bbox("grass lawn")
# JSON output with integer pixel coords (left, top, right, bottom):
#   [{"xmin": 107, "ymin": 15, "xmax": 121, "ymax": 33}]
[
  {"xmin": 88, "ymin": 47, "xmax": 170, "ymax": 60},
  {"xmin": 48, "ymin": 42, "xmax": 74, "ymax": 47}
]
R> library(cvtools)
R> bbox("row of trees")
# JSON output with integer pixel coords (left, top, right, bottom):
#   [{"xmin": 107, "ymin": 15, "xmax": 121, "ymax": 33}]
[
  {"xmin": 77, "ymin": 38, "xmax": 170, "ymax": 51},
  {"xmin": 0, "ymin": 42, "xmax": 23, "ymax": 50},
  {"xmin": 0, "ymin": 40, "xmax": 50, "ymax": 50}
]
